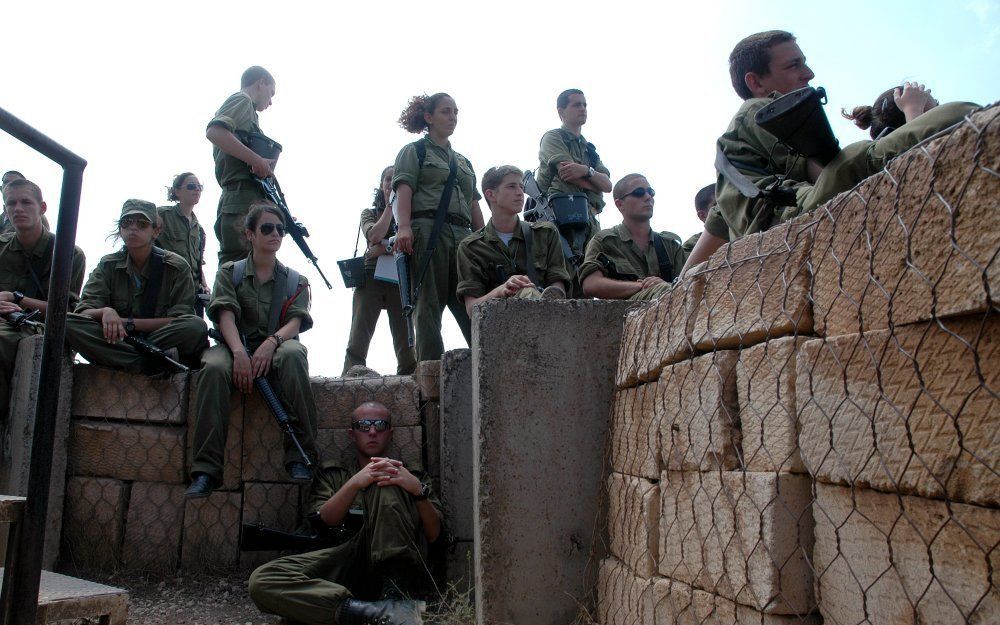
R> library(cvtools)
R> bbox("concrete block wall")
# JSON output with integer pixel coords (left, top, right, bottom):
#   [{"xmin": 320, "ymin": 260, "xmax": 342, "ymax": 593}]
[{"xmin": 600, "ymin": 105, "xmax": 1000, "ymax": 625}]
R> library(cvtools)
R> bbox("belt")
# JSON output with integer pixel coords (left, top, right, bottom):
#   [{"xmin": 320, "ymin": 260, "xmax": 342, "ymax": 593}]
[
  {"xmin": 222, "ymin": 180, "xmax": 257, "ymax": 191},
  {"xmin": 411, "ymin": 211, "xmax": 472, "ymax": 229}
]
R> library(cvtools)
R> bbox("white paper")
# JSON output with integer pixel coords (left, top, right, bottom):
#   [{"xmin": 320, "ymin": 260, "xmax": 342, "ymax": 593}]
[{"xmin": 374, "ymin": 253, "xmax": 399, "ymax": 284}]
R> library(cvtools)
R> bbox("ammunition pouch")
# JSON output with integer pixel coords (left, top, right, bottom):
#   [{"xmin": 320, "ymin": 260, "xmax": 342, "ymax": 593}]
[
  {"xmin": 754, "ymin": 86, "xmax": 840, "ymax": 166},
  {"xmin": 548, "ymin": 193, "xmax": 591, "ymax": 265},
  {"xmin": 239, "ymin": 131, "xmax": 283, "ymax": 160}
]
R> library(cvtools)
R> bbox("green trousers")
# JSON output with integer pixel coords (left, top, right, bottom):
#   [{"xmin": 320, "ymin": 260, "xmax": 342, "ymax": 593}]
[
  {"xmin": 343, "ymin": 266, "xmax": 417, "ymax": 376},
  {"xmin": 215, "ymin": 187, "xmax": 266, "ymax": 265},
  {"xmin": 0, "ymin": 323, "xmax": 38, "ymax": 423},
  {"xmin": 249, "ymin": 484, "xmax": 426, "ymax": 625},
  {"xmin": 411, "ymin": 219, "xmax": 472, "ymax": 362},
  {"xmin": 64, "ymin": 313, "xmax": 207, "ymax": 372},
  {"xmin": 191, "ymin": 340, "xmax": 318, "ymax": 481}
]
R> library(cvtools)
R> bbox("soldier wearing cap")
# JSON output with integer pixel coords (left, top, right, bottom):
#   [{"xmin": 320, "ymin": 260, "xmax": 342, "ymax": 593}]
[
  {"xmin": 581, "ymin": 174, "xmax": 685, "ymax": 301},
  {"xmin": 65, "ymin": 199, "xmax": 207, "ymax": 372},
  {"xmin": 207, "ymin": 66, "xmax": 277, "ymax": 264},
  {"xmin": 0, "ymin": 179, "xmax": 85, "ymax": 423},
  {"xmin": 249, "ymin": 400, "xmax": 440, "ymax": 625}
]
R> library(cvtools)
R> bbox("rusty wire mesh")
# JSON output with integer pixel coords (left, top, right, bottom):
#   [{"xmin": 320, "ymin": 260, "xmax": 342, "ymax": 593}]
[{"xmin": 597, "ymin": 104, "xmax": 999, "ymax": 625}]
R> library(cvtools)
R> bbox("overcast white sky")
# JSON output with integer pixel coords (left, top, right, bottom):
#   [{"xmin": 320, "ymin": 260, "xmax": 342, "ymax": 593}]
[{"xmin": 3, "ymin": 0, "xmax": 998, "ymax": 376}]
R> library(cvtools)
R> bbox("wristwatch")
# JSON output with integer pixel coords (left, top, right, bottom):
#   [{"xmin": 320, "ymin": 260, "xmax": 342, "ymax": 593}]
[
  {"xmin": 585, "ymin": 166, "xmax": 595, "ymax": 178},
  {"xmin": 413, "ymin": 482, "xmax": 430, "ymax": 501},
  {"xmin": 125, "ymin": 316, "xmax": 136, "ymax": 333},
  {"xmin": 12, "ymin": 291, "xmax": 24, "ymax": 304}
]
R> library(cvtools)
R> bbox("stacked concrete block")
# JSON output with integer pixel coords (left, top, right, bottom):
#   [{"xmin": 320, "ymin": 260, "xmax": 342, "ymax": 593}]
[
  {"xmin": 439, "ymin": 349, "xmax": 474, "ymax": 590},
  {"xmin": 239, "ymin": 481, "xmax": 301, "ymax": 570},
  {"xmin": 122, "ymin": 482, "xmax": 185, "ymax": 574},
  {"xmin": 181, "ymin": 491, "xmax": 242, "ymax": 572},
  {"xmin": 313, "ymin": 375, "xmax": 421, "ymax": 429},
  {"xmin": 61, "ymin": 476, "xmax": 129, "ymax": 570},
  {"xmin": 598, "ymin": 557, "xmax": 652, "ymax": 625},
  {"xmin": 68, "ymin": 421, "xmax": 186, "ymax": 483},
  {"xmin": 609, "ymin": 383, "xmax": 659, "ymax": 479},
  {"xmin": 650, "ymin": 577, "xmax": 822, "ymax": 625},
  {"xmin": 607, "ymin": 473, "xmax": 659, "ymax": 578}
]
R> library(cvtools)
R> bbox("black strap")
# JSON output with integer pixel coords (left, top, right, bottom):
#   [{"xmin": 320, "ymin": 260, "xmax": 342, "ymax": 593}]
[
  {"xmin": 139, "ymin": 247, "xmax": 166, "ymax": 318},
  {"xmin": 23, "ymin": 236, "xmax": 53, "ymax": 299},
  {"xmin": 412, "ymin": 150, "xmax": 458, "ymax": 302},
  {"xmin": 232, "ymin": 259, "xmax": 300, "ymax": 336},
  {"xmin": 650, "ymin": 233, "xmax": 675, "ymax": 282},
  {"xmin": 558, "ymin": 129, "xmax": 598, "ymax": 169},
  {"xmin": 519, "ymin": 221, "xmax": 540, "ymax": 287}
]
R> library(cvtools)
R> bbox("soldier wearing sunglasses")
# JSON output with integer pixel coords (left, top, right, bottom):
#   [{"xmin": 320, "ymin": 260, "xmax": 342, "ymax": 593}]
[
  {"xmin": 156, "ymin": 172, "xmax": 209, "ymax": 310},
  {"xmin": 580, "ymin": 174, "xmax": 685, "ymax": 301},
  {"xmin": 250, "ymin": 401, "xmax": 439, "ymax": 625}
]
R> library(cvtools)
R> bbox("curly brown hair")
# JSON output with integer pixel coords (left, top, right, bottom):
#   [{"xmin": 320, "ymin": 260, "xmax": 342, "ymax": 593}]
[
  {"xmin": 842, "ymin": 87, "xmax": 905, "ymax": 140},
  {"xmin": 398, "ymin": 93, "xmax": 453, "ymax": 134}
]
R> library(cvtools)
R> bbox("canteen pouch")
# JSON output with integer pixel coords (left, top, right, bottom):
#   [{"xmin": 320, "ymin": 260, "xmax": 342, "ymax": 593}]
[
  {"xmin": 240, "ymin": 131, "xmax": 284, "ymax": 160},
  {"xmin": 337, "ymin": 256, "xmax": 366, "ymax": 289},
  {"xmin": 754, "ymin": 86, "xmax": 840, "ymax": 166}
]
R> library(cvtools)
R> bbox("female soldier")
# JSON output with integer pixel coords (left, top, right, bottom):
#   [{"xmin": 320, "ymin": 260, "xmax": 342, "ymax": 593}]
[
  {"xmin": 65, "ymin": 199, "xmax": 207, "ymax": 373},
  {"xmin": 186, "ymin": 202, "xmax": 318, "ymax": 498},
  {"xmin": 380, "ymin": 92, "xmax": 484, "ymax": 362},
  {"xmin": 842, "ymin": 81, "xmax": 940, "ymax": 139},
  {"xmin": 342, "ymin": 166, "xmax": 417, "ymax": 376},
  {"xmin": 156, "ymin": 172, "xmax": 209, "ymax": 311}
]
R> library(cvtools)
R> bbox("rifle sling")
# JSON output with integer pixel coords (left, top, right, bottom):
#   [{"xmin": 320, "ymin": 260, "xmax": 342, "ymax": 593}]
[
  {"xmin": 139, "ymin": 247, "xmax": 166, "ymax": 319},
  {"xmin": 519, "ymin": 220, "xmax": 540, "ymax": 287},
  {"xmin": 412, "ymin": 150, "xmax": 459, "ymax": 303},
  {"xmin": 24, "ymin": 236, "xmax": 53, "ymax": 299},
  {"xmin": 650, "ymin": 233, "xmax": 675, "ymax": 282}
]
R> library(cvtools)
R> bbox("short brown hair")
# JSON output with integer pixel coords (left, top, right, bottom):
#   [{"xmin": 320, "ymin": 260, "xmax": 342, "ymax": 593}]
[
  {"xmin": 241, "ymin": 66, "xmax": 274, "ymax": 89},
  {"xmin": 729, "ymin": 30, "xmax": 796, "ymax": 100},
  {"xmin": 557, "ymin": 89, "xmax": 584, "ymax": 110},
  {"xmin": 245, "ymin": 201, "xmax": 283, "ymax": 231},
  {"xmin": 481, "ymin": 165, "xmax": 523, "ymax": 207},
  {"xmin": 2, "ymin": 179, "xmax": 43, "ymax": 204},
  {"xmin": 613, "ymin": 173, "xmax": 647, "ymax": 200}
]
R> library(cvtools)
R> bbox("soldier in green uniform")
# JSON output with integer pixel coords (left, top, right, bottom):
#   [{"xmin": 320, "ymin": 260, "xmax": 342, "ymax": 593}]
[
  {"xmin": 1, "ymin": 171, "xmax": 50, "ymax": 233},
  {"xmin": 207, "ymin": 66, "xmax": 277, "ymax": 265},
  {"xmin": 457, "ymin": 165, "xmax": 569, "ymax": 315},
  {"xmin": 683, "ymin": 30, "xmax": 980, "ymax": 274},
  {"xmin": 534, "ymin": 89, "xmax": 612, "ymax": 297},
  {"xmin": 186, "ymin": 203, "xmax": 318, "ymax": 498},
  {"xmin": 0, "ymin": 179, "xmax": 85, "ymax": 423},
  {"xmin": 155, "ymin": 172, "xmax": 208, "ymax": 312},
  {"xmin": 249, "ymin": 400, "xmax": 440, "ymax": 625},
  {"xmin": 682, "ymin": 184, "xmax": 715, "ymax": 259},
  {"xmin": 342, "ymin": 166, "xmax": 417, "ymax": 376},
  {"xmin": 65, "ymin": 200, "xmax": 206, "ymax": 372},
  {"xmin": 390, "ymin": 92, "xmax": 485, "ymax": 362},
  {"xmin": 581, "ymin": 174, "xmax": 685, "ymax": 301}
]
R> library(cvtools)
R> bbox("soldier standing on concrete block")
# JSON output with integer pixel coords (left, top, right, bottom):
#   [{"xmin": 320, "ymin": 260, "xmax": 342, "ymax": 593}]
[
  {"xmin": 65, "ymin": 200, "xmax": 207, "ymax": 372},
  {"xmin": 581, "ymin": 174, "xmax": 686, "ymax": 301},
  {"xmin": 681, "ymin": 183, "xmax": 715, "ymax": 260},
  {"xmin": 682, "ymin": 30, "xmax": 980, "ymax": 274},
  {"xmin": 249, "ymin": 401, "xmax": 440, "ymax": 625},
  {"xmin": 0, "ymin": 179, "xmax": 86, "ymax": 423},
  {"xmin": 186, "ymin": 202, "xmax": 318, "ymax": 498},
  {"xmin": 456, "ymin": 164, "xmax": 570, "ymax": 316}
]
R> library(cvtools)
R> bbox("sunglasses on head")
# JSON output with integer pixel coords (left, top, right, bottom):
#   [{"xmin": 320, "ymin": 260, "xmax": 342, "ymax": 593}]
[
  {"xmin": 120, "ymin": 217, "xmax": 152, "ymax": 229},
  {"xmin": 621, "ymin": 186, "xmax": 655, "ymax": 200},
  {"xmin": 352, "ymin": 419, "xmax": 391, "ymax": 433},
  {"xmin": 184, "ymin": 183, "xmax": 204, "ymax": 191},
  {"xmin": 258, "ymin": 222, "xmax": 286, "ymax": 236}
]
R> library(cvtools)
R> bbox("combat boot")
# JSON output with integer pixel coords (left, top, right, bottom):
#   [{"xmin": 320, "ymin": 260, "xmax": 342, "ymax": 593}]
[{"xmin": 336, "ymin": 598, "xmax": 425, "ymax": 625}]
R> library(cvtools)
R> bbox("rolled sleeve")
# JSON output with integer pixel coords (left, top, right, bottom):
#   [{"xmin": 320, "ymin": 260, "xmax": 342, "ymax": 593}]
[
  {"xmin": 578, "ymin": 236, "xmax": 609, "ymax": 282},
  {"xmin": 283, "ymin": 274, "xmax": 313, "ymax": 333},
  {"xmin": 359, "ymin": 208, "xmax": 379, "ymax": 237},
  {"xmin": 207, "ymin": 93, "xmax": 255, "ymax": 134},
  {"xmin": 392, "ymin": 143, "xmax": 420, "ymax": 192},
  {"xmin": 207, "ymin": 265, "xmax": 241, "ymax": 325},
  {"xmin": 539, "ymin": 130, "xmax": 572, "ymax": 171}
]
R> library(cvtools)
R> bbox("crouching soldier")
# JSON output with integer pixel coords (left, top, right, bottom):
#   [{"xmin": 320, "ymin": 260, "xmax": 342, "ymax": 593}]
[{"xmin": 249, "ymin": 400, "xmax": 441, "ymax": 625}]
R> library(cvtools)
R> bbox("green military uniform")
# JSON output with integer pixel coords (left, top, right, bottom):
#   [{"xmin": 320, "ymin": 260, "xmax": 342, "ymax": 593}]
[
  {"xmin": 191, "ymin": 254, "xmax": 318, "ymax": 482},
  {"xmin": 706, "ymin": 97, "xmax": 980, "ymax": 241},
  {"xmin": 208, "ymin": 92, "xmax": 266, "ymax": 264},
  {"xmin": 66, "ymin": 247, "xmax": 207, "ymax": 370},
  {"xmin": 682, "ymin": 232, "xmax": 701, "ymax": 260},
  {"xmin": 456, "ymin": 218, "xmax": 571, "ymax": 303},
  {"xmin": 343, "ymin": 208, "xmax": 416, "ymax": 376},
  {"xmin": 155, "ymin": 204, "xmax": 206, "ymax": 289},
  {"xmin": 535, "ymin": 128, "xmax": 611, "ymax": 297},
  {"xmin": 249, "ymin": 454, "xmax": 442, "ymax": 625},
  {"xmin": 392, "ymin": 136, "xmax": 481, "ymax": 362},
  {"xmin": 0, "ymin": 230, "xmax": 85, "ymax": 422},
  {"xmin": 580, "ymin": 223, "xmax": 685, "ymax": 301}
]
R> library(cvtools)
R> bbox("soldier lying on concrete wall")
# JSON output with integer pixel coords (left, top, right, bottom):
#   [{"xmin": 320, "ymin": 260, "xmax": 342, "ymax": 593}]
[{"xmin": 249, "ymin": 400, "xmax": 441, "ymax": 625}]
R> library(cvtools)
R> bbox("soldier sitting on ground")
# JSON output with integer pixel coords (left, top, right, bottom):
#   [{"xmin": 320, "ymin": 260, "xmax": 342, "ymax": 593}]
[
  {"xmin": 682, "ymin": 183, "xmax": 715, "ymax": 259},
  {"xmin": 580, "ymin": 173, "xmax": 685, "ymax": 301},
  {"xmin": 249, "ymin": 400, "xmax": 441, "ymax": 625},
  {"xmin": 456, "ymin": 165, "xmax": 570, "ymax": 315}
]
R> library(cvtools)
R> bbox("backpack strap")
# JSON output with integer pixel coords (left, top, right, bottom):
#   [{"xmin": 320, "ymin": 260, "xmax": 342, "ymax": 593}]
[
  {"xmin": 139, "ymin": 247, "xmax": 167, "ymax": 318},
  {"xmin": 519, "ymin": 221, "xmax": 540, "ymax": 287},
  {"xmin": 232, "ymin": 258, "xmax": 248, "ymax": 287},
  {"xmin": 233, "ymin": 259, "xmax": 302, "ymax": 337},
  {"xmin": 23, "ymin": 236, "xmax": 54, "ymax": 299},
  {"xmin": 650, "ymin": 233, "xmax": 676, "ymax": 282}
]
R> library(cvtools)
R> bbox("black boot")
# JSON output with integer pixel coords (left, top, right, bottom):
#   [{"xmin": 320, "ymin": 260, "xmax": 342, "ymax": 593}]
[
  {"xmin": 336, "ymin": 598, "xmax": 425, "ymax": 625},
  {"xmin": 184, "ymin": 473, "xmax": 218, "ymax": 499}
]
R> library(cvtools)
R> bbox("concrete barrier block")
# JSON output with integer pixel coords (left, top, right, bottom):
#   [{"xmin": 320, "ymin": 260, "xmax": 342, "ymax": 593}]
[
  {"xmin": 812, "ymin": 483, "xmax": 999, "ymax": 625},
  {"xmin": 659, "ymin": 471, "xmax": 815, "ymax": 615},
  {"xmin": 240, "ymin": 391, "xmax": 294, "ymax": 483},
  {"xmin": 181, "ymin": 490, "xmax": 241, "ymax": 571},
  {"xmin": 609, "ymin": 384, "xmax": 659, "ymax": 479},
  {"xmin": 186, "ymin": 372, "xmax": 243, "ymax": 490},
  {"xmin": 597, "ymin": 557, "xmax": 652, "ymax": 625},
  {"xmin": 71, "ymin": 364, "xmax": 189, "ymax": 424},
  {"xmin": 615, "ymin": 301, "xmax": 656, "ymax": 390},
  {"xmin": 737, "ymin": 336, "xmax": 807, "ymax": 473},
  {"xmin": 798, "ymin": 315, "xmax": 1000, "ymax": 506},
  {"xmin": 424, "ymin": 400, "xmax": 440, "ymax": 476},
  {"xmin": 811, "ymin": 106, "xmax": 1000, "ymax": 336},
  {"xmin": 415, "ymin": 360, "xmax": 441, "ymax": 400},
  {"xmin": 316, "ymin": 426, "xmax": 423, "ymax": 471},
  {"xmin": 314, "ymin": 375, "xmax": 421, "ymax": 429},
  {"xmin": 68, "ymin": 420, "xmax": 186, "ymax": 484},
  {"xmin": 240, "ymin": 481, "xmax": 301, "ymax": 570},
  {"xmin": 659, "ymin": 351, "xmax": 741, "ymax": 471},
  {"xmin": 122, "ymin": 482, "xmax": 184, "ymax": 574},
  {"xmin": 607, "ymin": 472, "xmax": 659, "ymax": 578},
  {"xmin": 689, "ymin": 219, "xmax": 814, "ymax": 351},
  {"xmin": 61, "ymin": 476, "xmax": 128, "ymax": 570},
  {"xmin": 650, "ymin": 577, "xmax": 822, "ymax": 625},
  {"xmin": 440, "ymin": 349, "xmax": 473, "ymax": 542}
]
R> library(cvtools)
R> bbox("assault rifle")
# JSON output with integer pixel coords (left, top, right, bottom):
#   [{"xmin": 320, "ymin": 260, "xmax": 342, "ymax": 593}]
[
  {"xmin": 5, "ymin": 309, "xmax": 44, "ymax": 331},
  {"xmin": 124, "ymin": 332, "xmax": 190, "ymax": 373},
  {"xmin": 387, "ymin": 236, "xmax": 415, "ymax": 347},
  {"xmin": 255, "ymin": 176, "xmax": 334, "ymax": 290},
  {"xmin": 240, "ymin": 510, "xmax": 363, "ymax": 552},
  {"xmin": 208, "ymin": 328, "xmax": 313, "ymax": 469}
]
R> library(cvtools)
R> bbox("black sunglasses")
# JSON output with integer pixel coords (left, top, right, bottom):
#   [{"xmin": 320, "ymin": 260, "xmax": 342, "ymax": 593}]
[
  {"xmin": 120, "ymin": 217, "xmax": 152, "ymax": 229},
  {"xmin": 184, "ymin": 183, "xmax": 204, "ymax": 191},
  {"xmin": 621, "ymin": 186, "xmax": 655, "ymax": 200},
  {"xmin": 352, "ymin": 419, "xmax": 391, "ymax": 433},
  {"xmin": 259, "ymin": 223, "xmax": 286, "ymax": 236}
]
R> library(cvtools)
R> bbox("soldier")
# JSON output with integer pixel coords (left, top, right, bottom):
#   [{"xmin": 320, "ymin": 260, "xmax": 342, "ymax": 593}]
[
  {"xmin": 342, "ymin": 165, "xmax": 417, "ymax": 376},
  {"xmin": 683, "ymin": 30, "xmax": 979, "ymax": 274},
  {"xmin": 155, "ymin": 172, "xmax": 208, "ymax": 313},
  {"xmin": 390, "ymin": 92, "xmax": 485, "ymax": 362},
  {"xmin": 65, "ymin": 200, "xmax": 206, "ymax": 372},
  {"xmin": 207, "ymin": 65, "xmax": 277, "ymax": 264},
  {"xmin": 1, "ymin": 171, "xmax": 49, "ymax": 234},
  {"xmin": 457, "ymin": 165, "xmax": 570, "ymax": 315},
  {"xmin": 186, "ymin": 203, "xmax": 317, "ymax": 498},
  {"xmin": 534, "ymin": 88, "xmax": 612, "ymax": 296},
  {"xmin": 580, "ymin": 174, "xmax": 685, "ymax": 301},
  {"xmin": 249, "ymin": 400, "xmax": 440, "ymax": 625},
  {"xmin": 682, "ymin": 183, "xmax": 715, "ymax": 259},
  {"xmin": 0, "ymin": 179, "xmax": 85, "ymax": 422}
]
